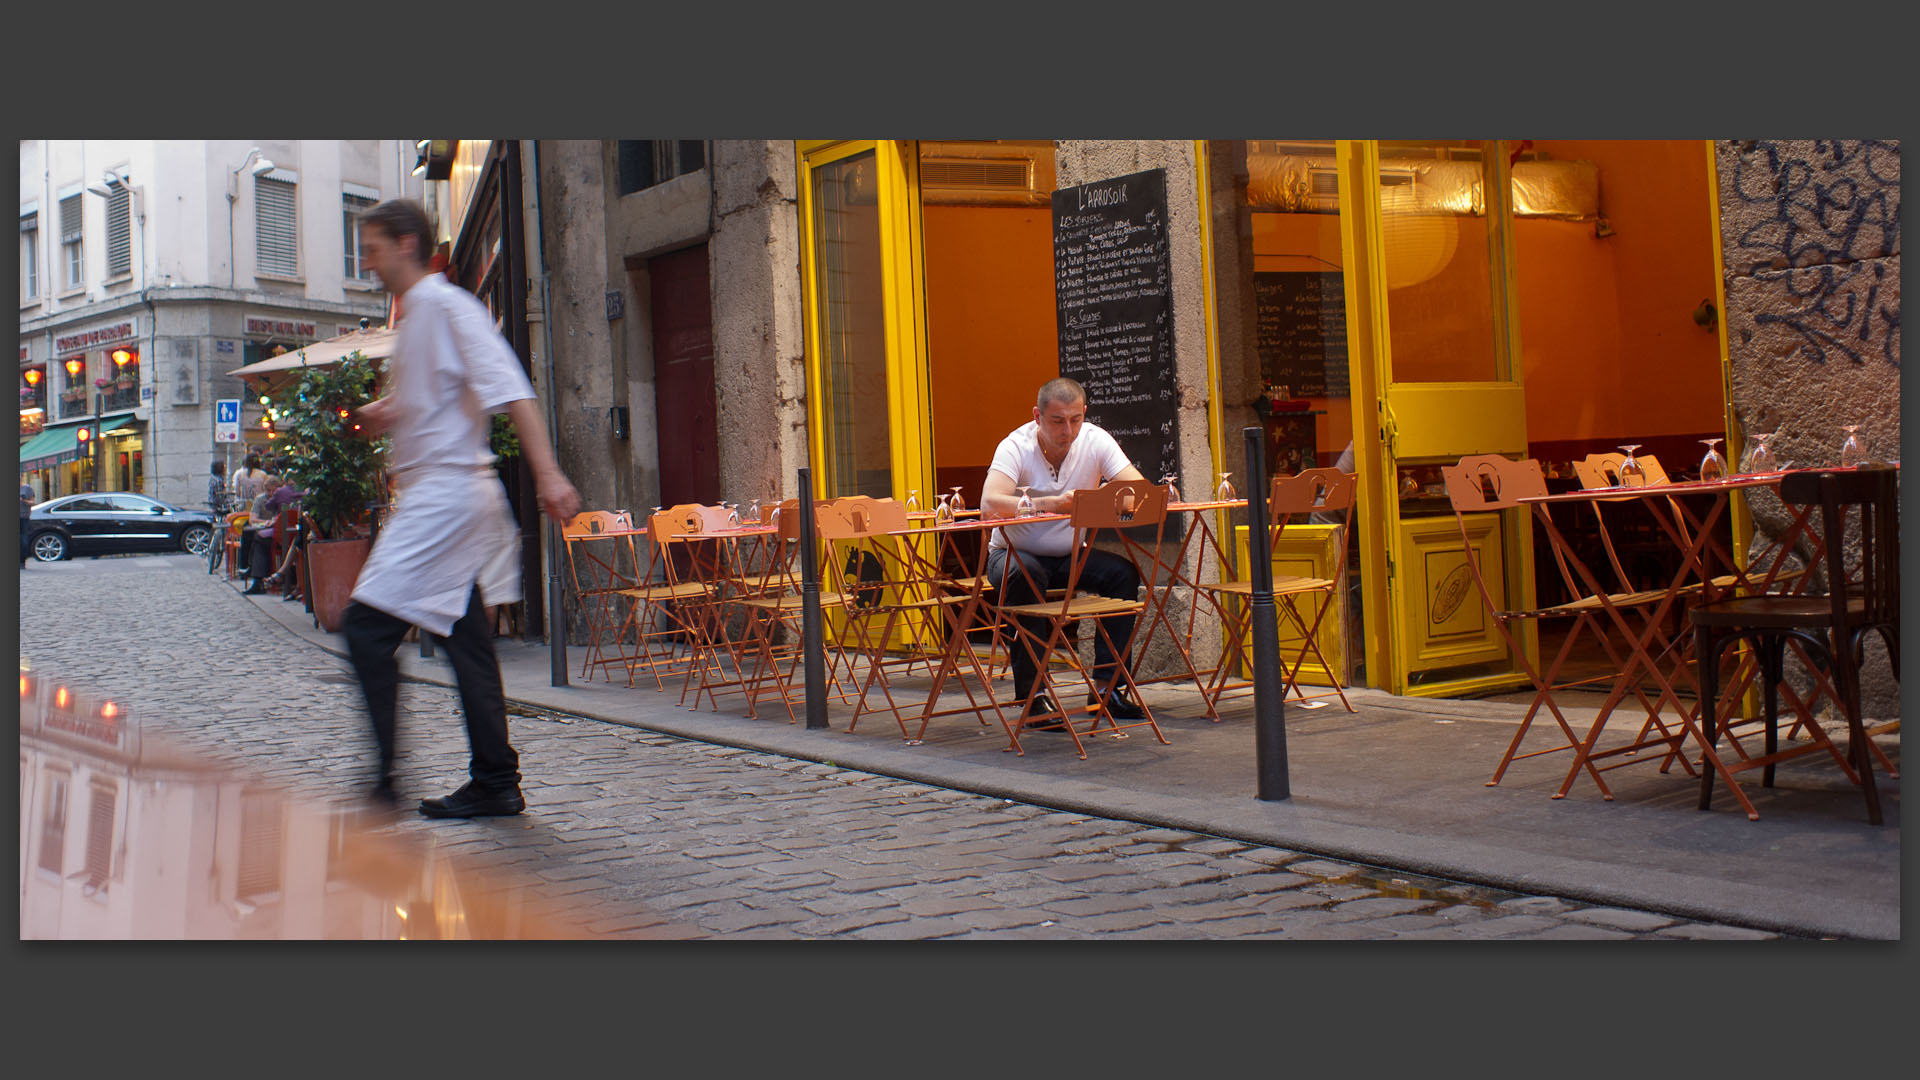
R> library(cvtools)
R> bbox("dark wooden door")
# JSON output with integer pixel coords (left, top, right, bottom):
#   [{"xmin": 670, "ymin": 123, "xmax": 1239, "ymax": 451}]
[{"xmin": 650, "ymin": 245, "xmax": 719, "ymax": 507}]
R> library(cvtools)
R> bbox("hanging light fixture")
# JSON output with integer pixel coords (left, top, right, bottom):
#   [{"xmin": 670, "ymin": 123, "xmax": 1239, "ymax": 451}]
[
  {"xmin": 1379, "ymin": 182, "xmax": 1459, "ymax": 291},
  {"xmin": 112, "ymin": 348, "xmax": 133, "ymax": 370},
  {"xmin": 23, "ymin": 368, "xmax": 41, "ymax": 388},
  {"xmin": 64, "ymin": 357, "xmax": 84, "ymax": 379}
]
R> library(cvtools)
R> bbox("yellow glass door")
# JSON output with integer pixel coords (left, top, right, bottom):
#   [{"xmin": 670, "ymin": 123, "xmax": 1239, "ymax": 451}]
[
  {"xmin": 1338, "ymin": 140, "xmax": 1535, "ymax": 697},
  {"xmin": 796, "ymin": 141, "xmax": 935, "ymax": 651}
]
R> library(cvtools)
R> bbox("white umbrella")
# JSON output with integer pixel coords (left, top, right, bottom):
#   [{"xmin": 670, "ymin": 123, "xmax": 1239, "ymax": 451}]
[{"xmin": 227, "ymin": 326, "xmax": 397, "ymax": 387}]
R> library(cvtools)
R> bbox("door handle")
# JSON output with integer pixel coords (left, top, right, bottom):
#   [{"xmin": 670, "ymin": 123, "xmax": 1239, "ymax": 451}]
[{"xmin": 1379, "ymin": 398, "xmax": 1399, "ymax": 455}]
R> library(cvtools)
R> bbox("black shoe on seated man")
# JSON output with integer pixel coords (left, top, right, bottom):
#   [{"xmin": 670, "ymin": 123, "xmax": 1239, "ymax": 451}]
[
  {"xmin": 419, "ymin": 780, "xmax": 526, "ymax": 819},
  {"xmin": 1019, "ymin": 692, "xmax": 1067, "ymax": 732},
  {"xmin": 243, "ymin": 581, "xmax": 268, "ymax": 595},
  {"xmin": 1088, "ymin": 685, "xmax": 1147, "ymax": 721}
]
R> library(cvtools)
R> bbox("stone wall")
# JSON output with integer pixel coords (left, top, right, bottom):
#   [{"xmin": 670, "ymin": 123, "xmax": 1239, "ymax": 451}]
[
  {"xmin": 1715, "ymin": 139, "xmax": 1901, "ymax": 718},
  {"xmin": 1054, "ymin": 141, "xmax": 1230, "ymax": 678}
]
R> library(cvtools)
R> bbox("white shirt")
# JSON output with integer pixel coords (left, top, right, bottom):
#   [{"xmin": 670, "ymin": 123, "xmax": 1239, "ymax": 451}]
[
  {"xmin": 347, "ymin": 273, "xmax": 531, "ymax": 635},
  {"xmin": 987, "ymin": 420, "xmax": 1132, "ymax": 556},
  {"xmin": 384, "ymin": 273, "xmax": 535, "ymax": 475}
]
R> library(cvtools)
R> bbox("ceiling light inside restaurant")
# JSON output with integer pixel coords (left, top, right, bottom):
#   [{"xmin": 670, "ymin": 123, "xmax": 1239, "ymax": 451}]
[{"xmin": 1379, "ymin": 182, "xmax": 1459, "ymax": 291}]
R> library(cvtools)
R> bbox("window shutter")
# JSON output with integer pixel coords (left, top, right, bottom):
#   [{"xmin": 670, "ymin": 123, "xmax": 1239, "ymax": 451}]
[
  {"xmin": 255, "ymin": 178, "xmax": 298, "ymax": 277},
  {"xmin": 342, "ymin": 194, "xmax": 374, "ymax": 278},
  {"xmin": 236, "ymin": 790, "xmax": 283, "ymax": 899},
  {"xmin": 84, "ymin": 783, "xmax": 116, "ymax": 891},
  {"xmin": 19, "ymin": 210, "xmax": 36, "ymax": 234},
  {"xmin": 106, "ymin": 186, "xmax": 131, "ymax": 276},
  {"xmin": 59, "ymin": 195, "xmax": 82, "ymax": 244}
]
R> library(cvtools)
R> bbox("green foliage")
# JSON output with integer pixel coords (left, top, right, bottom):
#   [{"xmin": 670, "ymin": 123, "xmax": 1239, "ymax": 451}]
[
  {"xmin": 490, "ymin": 412, "xmax": 521, "ymax": 459},
  {"xmin": 263, "ymin": 350, "xmax": 390, "ymax": 539}
]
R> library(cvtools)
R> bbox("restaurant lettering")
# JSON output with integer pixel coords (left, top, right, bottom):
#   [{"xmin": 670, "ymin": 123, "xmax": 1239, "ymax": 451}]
[
  {"xmin": 246, "ymin": 317, "xmax": 318, "ymax": 338},
  {"xmin": 46, "ymin": 709, "xmax": 123, "ymax": 748},
  {"xmin": 54, "ymin": 321, "xmax": 137, "ymax": 353}
]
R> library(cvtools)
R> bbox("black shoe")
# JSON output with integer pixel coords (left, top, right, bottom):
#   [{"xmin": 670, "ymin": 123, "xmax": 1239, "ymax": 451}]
[
  {"xmin": 419, "ymin": 781, "xmax": 526, "ymax": 819},
  {"xmin": 243, "ymin": 582, "xmax": 268, "ymax": 595},
  {"xmin": 1019, "ymin": 693, "xmax": 1067, "ymax": 732},
  {"xmin": 1089, "ymin": 687, "xmax": 1147, "ymax": 721}
]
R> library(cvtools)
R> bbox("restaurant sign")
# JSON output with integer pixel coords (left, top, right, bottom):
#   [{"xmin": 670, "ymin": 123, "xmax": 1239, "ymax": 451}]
[
  {"xmin": 246, "ymin": 316, "xmax": 318, "ymax": 338},
  {"xmin": 54, "ymin": 319, "xmax": 138, "ymax": 354}
]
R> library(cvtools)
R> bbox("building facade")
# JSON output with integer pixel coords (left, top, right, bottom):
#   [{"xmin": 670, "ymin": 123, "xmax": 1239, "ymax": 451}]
[
  {"xmin": 19, "ymin": 140, "xmax": 421, "ymax": 508},
  {"xmin": 428, "ymin": 139, "xmax": 1897, "ymax": 709}
]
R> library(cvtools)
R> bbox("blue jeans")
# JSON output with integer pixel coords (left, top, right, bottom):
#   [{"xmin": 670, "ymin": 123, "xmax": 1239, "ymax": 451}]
[{"xmin": 985, "ymin": 545, "xmax": 1140, "ymax": 700}]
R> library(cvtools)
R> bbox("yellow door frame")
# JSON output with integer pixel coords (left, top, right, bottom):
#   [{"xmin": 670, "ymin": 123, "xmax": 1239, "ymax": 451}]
[
  {"xmin": 1337, "ymin": 139, "xmax": 1537, "ymax": 697},
  {"xmin": 794, "ymin": 140, "xmax": 934, "ymax": 504}
]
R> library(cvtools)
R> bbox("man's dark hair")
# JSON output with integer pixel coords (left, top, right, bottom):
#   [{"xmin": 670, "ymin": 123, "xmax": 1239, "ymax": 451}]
[
  {"xmin": 361, "ymin": 199, "xmax": 435, "ymax": 267},
  {"xmin": 211, "ymin": 460, "xmax": 226, "ymax": 477},
  {"xmin": 244, "ymin": 453, "xmax": 262, "ymax": 471},
  {"xmin": 1036, "ymin": 377, "xmax": 1087, "ymax": 410}
]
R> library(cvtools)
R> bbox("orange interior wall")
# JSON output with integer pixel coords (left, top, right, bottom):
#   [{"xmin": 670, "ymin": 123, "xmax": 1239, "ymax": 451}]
[
  {"xmin": 923, "ymin": 204, "xmax": 1057, "ymax": 488},
  {"xmin": 1515, "ymin": 140, "xmax": 1724, "ymax": 446},
  {"xmin": 1250, "ymin": 212, "xmax": 1355, "ymax": 464}
]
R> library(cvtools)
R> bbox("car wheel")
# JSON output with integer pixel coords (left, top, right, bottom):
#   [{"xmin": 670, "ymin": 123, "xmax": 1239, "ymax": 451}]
[
  {"xmin": 31, "ymin": 532, "xmax": 68, "ymax": 563},
  {"xmin": 181, "ymin": 525, "xmax": 214, "ymax": 558}
]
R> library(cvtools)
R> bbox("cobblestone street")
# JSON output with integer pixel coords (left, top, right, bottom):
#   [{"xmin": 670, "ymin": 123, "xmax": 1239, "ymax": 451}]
[{"xmin": 18, "ymin": 554, "xmax": 1790, "ymax": 939}]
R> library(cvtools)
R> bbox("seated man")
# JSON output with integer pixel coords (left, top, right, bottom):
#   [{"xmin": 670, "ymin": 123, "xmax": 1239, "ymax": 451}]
[{"xmin": 980, "ymin": 377, "xmax": 1147, "ymax": 726}]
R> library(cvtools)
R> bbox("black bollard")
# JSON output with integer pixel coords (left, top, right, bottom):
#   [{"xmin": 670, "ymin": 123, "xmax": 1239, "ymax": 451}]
[
  {"xmin": 1242, "ymin": 426, "xmax": 1291, "ymax": 801},
  {"xmin": 797, "ymin": 468, "xmax": 829, "ymax": 729}
]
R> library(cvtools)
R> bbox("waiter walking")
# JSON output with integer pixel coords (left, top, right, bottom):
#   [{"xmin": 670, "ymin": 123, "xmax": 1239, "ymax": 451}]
[{"xmin": 345, "ymin": 199, "xmax": 581, "ymax": 818}]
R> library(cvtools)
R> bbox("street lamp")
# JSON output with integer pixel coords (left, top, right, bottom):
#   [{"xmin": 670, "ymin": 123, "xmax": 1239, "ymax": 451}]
[
  {"xmin": 90, "ymin": 377, "xmax": 110, "ymax": 492},
  {"xmin": 225, "ymin": 147, "xmax": 278, "ymax": 287}
]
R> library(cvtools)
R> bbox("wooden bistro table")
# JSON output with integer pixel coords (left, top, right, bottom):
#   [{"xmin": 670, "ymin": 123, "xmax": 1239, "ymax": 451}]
[
  {"xmin": 1515, "ymin": 469, "xmax": 1824, "ymax": 816},
  {"xmin": 889, "ymin": 511, "xmax": 1073, "ymax": 754}
]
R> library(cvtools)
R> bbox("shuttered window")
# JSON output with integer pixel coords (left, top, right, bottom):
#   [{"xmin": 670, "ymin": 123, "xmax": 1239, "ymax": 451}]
[
  {"xmin": 255, "ymin": 178, "xmax": 298, "ymax": 277},
  {"xmin": 236, "ymin": 790, "xmax": 283, "ymax": 899},
  {"xmin": 20, "ymin": 211, "xmax": 36, "ymax": 299},
  {"xmin": 84, "ymin": 782, "xmax": 117, "ymax": 892},
  {"xmin": 59, "ymin": 195, "xmax": 83, "ymax": 288},
  {"xmin": 105, "ymin": 183, "xmax": 131, "ymax": 277}
]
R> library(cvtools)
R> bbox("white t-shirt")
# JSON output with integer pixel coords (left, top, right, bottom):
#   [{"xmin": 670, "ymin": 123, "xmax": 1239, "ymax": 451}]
[
  {"xmin": 385, "ymin": 273, "xmax": 536, "ymax": 475},
  {"xmin": 987, "ymin": 420, "xmax": 1133, "ymax": 556}
]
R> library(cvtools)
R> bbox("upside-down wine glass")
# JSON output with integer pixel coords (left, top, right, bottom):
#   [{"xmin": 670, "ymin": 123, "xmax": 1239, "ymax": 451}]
[
  {"xmin": 934, "ymin": 493, "xmax": 954, "ymax": 524},
  {"xmin": 1215, "ymin": 472, "xmax": 1235, "ymax": 502},
  {"xmin": 1016, "ymin": 485, "xmax": 1036, "ymax": 515},
  {"xmin": 906, "ymin": 489, "xmax": 921, "ymax": 514},
  {"xmin": 1739, "ymin": 433, "xmax": 1777, "ymax": 475},
  {"xmin": 948, "ymin": 487, "xmax": 966, "ymax": 513},
  {"xmin": 1159, "ymin": 473, "xmax": 1180, "ymax": 503},
  {"xmin": 1698, "ymin": 438, "xmax": 1727, "ymax": 483},
  {"xmin": 1840, "ymin": 424, "xmax": 1868, "ymax": 468},
  {"xmin": 1617, "ymin": 445, "xmax": 1647, "ymax": 488}
]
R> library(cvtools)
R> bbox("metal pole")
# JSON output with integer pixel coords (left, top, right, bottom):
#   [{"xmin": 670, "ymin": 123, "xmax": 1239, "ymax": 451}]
[
  {"xmin": 1242, "ymin": 426, "xmax": 1291, "ymax": 801},
  {"xmin": 90, "ymin": 388, "xmax": 104, "ymax": 492},
  {"xmin": 797, "ymin": 467, "xmax": 829, "ymax": 729}
]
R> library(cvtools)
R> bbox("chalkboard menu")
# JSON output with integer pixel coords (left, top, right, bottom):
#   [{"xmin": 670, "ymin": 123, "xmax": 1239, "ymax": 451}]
[
  {"xmin": 1254, "ymin": 271, "xmax": 1349, "ymax": 399},
  {"xmin": 1053, "ymin": 168, "xmax": 1181, "ymax": 489}
]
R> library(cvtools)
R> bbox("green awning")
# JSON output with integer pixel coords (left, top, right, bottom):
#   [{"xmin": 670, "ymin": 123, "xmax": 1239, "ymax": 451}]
[{"xmin": 19, "ymin": 417, "xmax": 134, "ymax": 472}]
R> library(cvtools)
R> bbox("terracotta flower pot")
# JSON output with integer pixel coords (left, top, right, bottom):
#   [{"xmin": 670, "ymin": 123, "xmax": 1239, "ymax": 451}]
[{"xmin": 305, "ymin": 537, "xmax": 372, "ymax": 633}]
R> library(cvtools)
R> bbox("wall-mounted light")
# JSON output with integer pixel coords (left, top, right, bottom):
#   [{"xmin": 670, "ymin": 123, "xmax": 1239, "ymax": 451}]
[
  {"xmin": 413, "ymin": 140, "xmax": 458, "ymax": 180},
  {"xmin": 23, "ymin": 368, "xmax": 42, "ymax": 388},
  {"xmin": 112, "ymin": 348, "xmax": 133, "ymax": 370},
  {"xmin": 64, "ymin": 357, "xmax": 84, "ymax": 379}
]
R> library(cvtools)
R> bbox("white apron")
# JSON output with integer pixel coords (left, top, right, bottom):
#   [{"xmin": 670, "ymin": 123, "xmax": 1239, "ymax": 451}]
[{"xmin": 351, "ymin": 464, "xmax": 521, "ymax": 637}]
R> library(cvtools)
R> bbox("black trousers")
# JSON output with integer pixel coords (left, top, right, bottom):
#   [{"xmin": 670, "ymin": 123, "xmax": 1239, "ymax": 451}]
[
  {"xmin": 985, "ymin": 545, "xmax": 1140, "ymax": 700},
  {"xmin": 344, "ymin": 585, "xmax": 520, "ymax": 793}
]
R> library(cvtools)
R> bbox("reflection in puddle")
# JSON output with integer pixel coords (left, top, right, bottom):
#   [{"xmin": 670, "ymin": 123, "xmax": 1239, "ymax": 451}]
[{"xmin": 19, "ymin": 664, "xmax": 592, "ymax": 939}]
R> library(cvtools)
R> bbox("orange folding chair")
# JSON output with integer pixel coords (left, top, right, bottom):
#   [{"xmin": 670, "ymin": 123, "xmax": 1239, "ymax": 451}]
[
  {"xmin": 1441, "ymin": 454, "xmax": 1686, "ymax": 797},
  {"xmin": 719, "ymin": 498, "xmax": 866, "ymax": 721},
  {"xmin": 221, "ymin": 512, "xmax": 251, "ymax": 581},
  {"xmin": 560, "ymin": 510, "xmax": 645, "ymax": 683},
  {"xmin": 1198, "ymin": 468, "xmax": 1358, "ymax": 713},
  {"xmin": 994, "ymin": 479, "xmax": 1174, "ymax": 760}
]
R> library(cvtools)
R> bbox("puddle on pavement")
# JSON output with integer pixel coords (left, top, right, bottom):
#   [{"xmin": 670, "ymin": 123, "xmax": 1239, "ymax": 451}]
[{"xmin": 19, "ymin": 663, "xmax": 672, "ymax": 940}]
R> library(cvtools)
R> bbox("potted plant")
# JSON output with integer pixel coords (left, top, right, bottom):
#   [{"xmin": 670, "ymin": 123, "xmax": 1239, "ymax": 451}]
[{"xmin": 262, "ymin": 349, "xmax": 389, "ymax": 633}]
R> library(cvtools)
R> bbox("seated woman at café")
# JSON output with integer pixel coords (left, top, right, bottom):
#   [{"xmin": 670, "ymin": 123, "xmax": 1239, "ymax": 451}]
[{"xmin": 244, "ymin": 466, "xmax": 302, "ymax": 595}]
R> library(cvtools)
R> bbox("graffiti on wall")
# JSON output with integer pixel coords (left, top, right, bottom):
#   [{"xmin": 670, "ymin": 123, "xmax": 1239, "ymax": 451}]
[{"xmin": 1727, "ymin": 140, "xmax": 1900, "ymax": 367}]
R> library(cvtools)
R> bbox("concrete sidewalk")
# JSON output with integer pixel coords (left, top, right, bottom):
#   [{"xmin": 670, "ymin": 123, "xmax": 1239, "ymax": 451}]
[{"xmin": 247, "ymin": 591, "xmax": 1901, "ymax": 939}]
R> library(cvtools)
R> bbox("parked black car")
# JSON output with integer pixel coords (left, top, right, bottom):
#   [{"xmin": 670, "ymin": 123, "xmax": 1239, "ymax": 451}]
[{"xmin": 26, "ymin": 493, "xmax": 218, "ymax": 562}]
